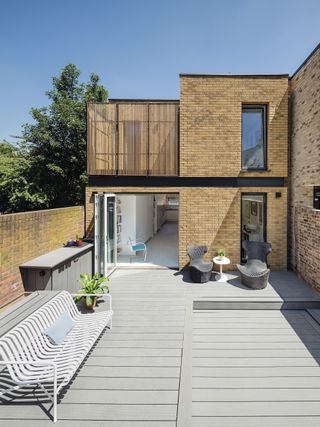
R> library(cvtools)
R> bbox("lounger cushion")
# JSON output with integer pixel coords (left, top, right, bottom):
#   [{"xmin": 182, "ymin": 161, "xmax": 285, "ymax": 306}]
[{"xmin": 43, "ymin": 311, "xmax": 76, "ymax": 345}]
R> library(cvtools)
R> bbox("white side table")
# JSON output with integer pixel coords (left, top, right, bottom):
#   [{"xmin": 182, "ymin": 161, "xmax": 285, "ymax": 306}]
[{"xmin": 213, "ymin": 256, "xmax": 231, "ymax": 282}]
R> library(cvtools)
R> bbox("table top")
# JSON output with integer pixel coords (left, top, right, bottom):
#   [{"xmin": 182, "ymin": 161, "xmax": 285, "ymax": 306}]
[
  {"xmin": 213, "ymin": 256, "xmax": 230, "ymax": 265},
  {"xmin": 20, "ymin": 243, "xmax": 93, "ymax": 269}
]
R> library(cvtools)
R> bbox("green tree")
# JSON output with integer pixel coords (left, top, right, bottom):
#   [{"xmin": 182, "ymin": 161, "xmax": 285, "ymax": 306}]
[
  {"xmin": 22, "ymin": 64, "xmax": 108, "ymax": 208},
  {"xmin": 0, "ymin": 140, "xmax": 47, "ymax": 213}
]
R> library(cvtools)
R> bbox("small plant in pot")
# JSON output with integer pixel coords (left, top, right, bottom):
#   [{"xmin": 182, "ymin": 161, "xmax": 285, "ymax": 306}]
[
  {"xmin": 75, "ymin": 234, "xmax": 84, "ymax": 247},
  {"xmin": 217, "ymin": 248, "xmax": 225, "ymax": 260},
  {"xmin": 74, "ymin": 273, "xmax": 109, "ymax": 310}
]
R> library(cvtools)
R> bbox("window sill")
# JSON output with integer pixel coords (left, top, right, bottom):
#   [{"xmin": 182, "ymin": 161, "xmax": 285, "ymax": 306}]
[{"xmin": 240, "ymin": 169, "xmax": 271, "ymax": 173}]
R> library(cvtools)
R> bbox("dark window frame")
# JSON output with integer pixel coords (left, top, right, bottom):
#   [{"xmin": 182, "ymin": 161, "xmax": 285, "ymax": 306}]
[
  {"xmin": 240, "ymin": 192, "xmax": 267, "ymax": 263},
  {"xmin": 241, "ymin": 104, "xmax": 268, "ymax": 171},
  {"xmin": 314, "ymin": 186, "xmax": 320, "ymax": 210}
]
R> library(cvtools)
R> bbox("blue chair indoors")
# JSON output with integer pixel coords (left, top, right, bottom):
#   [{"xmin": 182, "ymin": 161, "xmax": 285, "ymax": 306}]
[{"xmin": 128, "ymin": 237, "xmax": 147, "ymax": 262}]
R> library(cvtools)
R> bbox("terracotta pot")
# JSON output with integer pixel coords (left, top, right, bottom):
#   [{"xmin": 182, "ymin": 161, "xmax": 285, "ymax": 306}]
[
  {"xmin": 85, "ymin": 296, "xmax": 97, "ymax": 310},
  {"xmin": 75, "ymin": 239, "xmax": 83, "ymax": 247}
]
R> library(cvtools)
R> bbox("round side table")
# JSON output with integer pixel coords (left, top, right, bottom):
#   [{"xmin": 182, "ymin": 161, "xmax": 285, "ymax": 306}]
[{"xmin": 213, "ymin": 256, "xmax": 230, "ymax": 282}]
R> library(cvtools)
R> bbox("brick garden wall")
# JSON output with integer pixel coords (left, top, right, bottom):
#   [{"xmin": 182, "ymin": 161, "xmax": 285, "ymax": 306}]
[
  {"xmin": 289, "ymin": 45, "xmax": 320, "ymax": 276},
  {"xmin": 0, "ymin": 206, "xmax": 84, "ymax": 307},
  {"xmin": 294, "ymin": 207, "xmax": 320, "ymax": 291},
  {"xmin": 86, "ymin": 186, "xmax": 287, "ymax": 271}
]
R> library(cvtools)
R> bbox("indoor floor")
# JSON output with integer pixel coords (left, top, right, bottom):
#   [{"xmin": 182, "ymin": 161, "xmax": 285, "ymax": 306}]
[{"xmin": 117, "ymin": 222, "xmax": 179, "ymax": 268}]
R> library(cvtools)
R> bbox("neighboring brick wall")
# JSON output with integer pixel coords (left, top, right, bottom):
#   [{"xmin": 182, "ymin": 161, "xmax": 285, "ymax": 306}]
[
  {"xmin": 0, "ymin": 206, "xmax": 84, "ymax": 307},
  {"xmin": 294, "ymin": 207, "xmax": 320, "ymax": 291},
  {"xmin": 180, "ymin": 75, "xmax": 288, "ymax": 177},
  {"xmin": 86, "ymin": 186, "xmax": 287, "ymax": 271},
  {"xmin": 289, "ymin": 45, "xmax": 320, "ymax": 271}
]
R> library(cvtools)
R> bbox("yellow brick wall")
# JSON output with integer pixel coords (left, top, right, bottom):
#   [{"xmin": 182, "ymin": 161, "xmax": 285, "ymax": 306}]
[
  {"xmin": 180, "ymin": 75, "xmax": 288, "ymax": 177},
  {"xmin": 289, "ymin": 48, "xmax": 320, "ymax": 270},
  {"xmin": 86, "ymin": 187, "xmax": 287, "ymax": 271},
  {"xmin": 289, "ymin": 46, "xmax": 320, "ymax": 281},
  {"xmin": 0, "ymin": 206, "xmax": 84, "ymax": 307}
]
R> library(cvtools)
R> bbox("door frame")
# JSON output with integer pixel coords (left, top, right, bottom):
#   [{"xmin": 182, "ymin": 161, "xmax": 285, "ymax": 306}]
[
  {"xmin": 104, "ymin": 193, "xmax": 117, "ymax": 277},
  {"xmin": 94, "ymin": 193, "xmax": 117, "ymax": 277},
  {"xmin": 240, "ymin": 192, "xmax": 267, "ymax": 263}
]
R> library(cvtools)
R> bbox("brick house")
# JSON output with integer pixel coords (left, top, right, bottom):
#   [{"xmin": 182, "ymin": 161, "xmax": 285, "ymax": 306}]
[{"xmin": 85, "ymin": 74, "xmax": 289, "ymax": 275}]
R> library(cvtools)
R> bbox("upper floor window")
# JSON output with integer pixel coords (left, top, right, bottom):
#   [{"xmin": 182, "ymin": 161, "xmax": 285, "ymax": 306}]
[{"xmin": 242, "ymin": 105, "xmax": 267, "ymax": 170}]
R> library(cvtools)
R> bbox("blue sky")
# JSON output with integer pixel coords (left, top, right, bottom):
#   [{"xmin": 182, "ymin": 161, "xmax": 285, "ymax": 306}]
[{"xmin": 0, "ymin": 0, "xmax": 319, "ymax": 142}]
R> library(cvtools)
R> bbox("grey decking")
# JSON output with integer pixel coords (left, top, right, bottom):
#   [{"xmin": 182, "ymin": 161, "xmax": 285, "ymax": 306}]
[
  {"xmin": 1, "ymin": 269, "xmax": 320, "ymax": 425},
  {"xmin": 191, "ymin": 308, "xmax": 320, "ymax": 426}
]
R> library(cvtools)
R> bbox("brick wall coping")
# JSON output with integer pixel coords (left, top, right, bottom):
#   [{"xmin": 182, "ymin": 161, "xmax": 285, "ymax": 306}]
[
  {"xmin": 180, "ymin": 73, "xmax": 289, "ymax": 78},
  {"xmin": 0, "ymin": 205, "xmax": 83, "ymax": 219}
]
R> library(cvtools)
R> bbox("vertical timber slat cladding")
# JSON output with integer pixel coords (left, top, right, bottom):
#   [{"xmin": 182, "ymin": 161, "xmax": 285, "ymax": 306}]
[
  {"xmin": 290, "ymin": 44, "xmax": 320, "ymax": 288},
  {"xmin": 85, "ymin": 186, "xmax": 287, "ymax": 271},
  {"xmin": 87, "ymin": 103, "xmax": 117, "ymax": 175},
  {"xmin": 87, "ymin": 102, "xmax": 179, "ymax": 176},
  {"xmin": 0, "ymin": 206, "xmax": 84, "ymax": 307},
  {"xmin": 118, "ymin": 103, "xmax": 148, "ymax": 175},
  {"xmin": 148, "ymin": 104, "xmax": 178, "ymax": 176}
]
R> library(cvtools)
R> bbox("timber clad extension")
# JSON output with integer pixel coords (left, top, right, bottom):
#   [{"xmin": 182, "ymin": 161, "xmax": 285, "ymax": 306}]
[
  {"xmin": 87, "ymin": 101, "xmax": 179, "ymax": 176},
  {"xmin": 86, "ymin": 74, "xmax": 289, "ymax": 270}
]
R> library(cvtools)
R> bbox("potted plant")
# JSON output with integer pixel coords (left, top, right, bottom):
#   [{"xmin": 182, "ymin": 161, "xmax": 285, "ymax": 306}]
[
  {"xmin": 217, "ymin": 248, "xmax": 225, "ymax": 260},
  {"xmin": 75, "ymin": 234, "xmax": 84, "ymax": 247},
  {"xmin": 74, "ymin": 273, "xmax": 109, "ymax": 310}
]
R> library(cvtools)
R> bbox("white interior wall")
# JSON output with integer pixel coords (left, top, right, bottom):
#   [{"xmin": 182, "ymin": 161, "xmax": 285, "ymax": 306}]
[
  {"xmin": 118, "ymin": 195, "xmax": 136, "ymax": 255},
  {"xmin": 136, "ymin": 194, "xmax": 154, "ymax": 242}
]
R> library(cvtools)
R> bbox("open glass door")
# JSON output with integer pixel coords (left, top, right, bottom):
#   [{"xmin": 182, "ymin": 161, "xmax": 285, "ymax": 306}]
[{"xmin": 94, "ymin": 193, "xmax": 117, "ymax": 277}]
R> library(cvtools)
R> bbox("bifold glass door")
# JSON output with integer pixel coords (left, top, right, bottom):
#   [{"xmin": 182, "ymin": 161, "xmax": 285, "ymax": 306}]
[{"xmin": 94, "ymin": 193, "xmax": 117, "ymax": 277}]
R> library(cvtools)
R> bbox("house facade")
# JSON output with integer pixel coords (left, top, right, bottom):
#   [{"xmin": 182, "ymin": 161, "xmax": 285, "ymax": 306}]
[{"xmin": 85, "ymin": 73, "xmax": 289, "ymax": 274}]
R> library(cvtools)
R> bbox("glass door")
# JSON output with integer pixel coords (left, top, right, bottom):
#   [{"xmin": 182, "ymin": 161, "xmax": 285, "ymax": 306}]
[
  {"xmin": 94, "ymin": 193, "xmax": 117, "ymax": 277},
  {"xmin": 241, "ymin": 193, "xmax": 266, "ymax": 262},
  {"xmin": 105, "ymin": 194, "xmax": 116, "ymax": 274}
]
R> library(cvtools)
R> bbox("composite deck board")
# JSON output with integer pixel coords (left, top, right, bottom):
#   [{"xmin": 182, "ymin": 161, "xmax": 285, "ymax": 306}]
[
  {"xmin": 2, "ymin": 422, "xmax": 177, "ymax": 427},
  {"xmin": 71, "ymin": 376, "xmax": 180, "ymax": 390},
  {"xmin": 192, "ymin": 348, "xmax": 320, "ymax": 357},
  {"xmin": 192, "ymin": 417, "xmax": 320, "ymax": 427},
  {"xmin": 0, "ymin": 403, "xmax": 177, "ymax": 420},
  {"xmin": 192, "ymin": 357, "xmax": 320, "ymax": 367},
  {"xmin": 193, "ymin": 388, "xmax": 320, "ymax": 401},
  {"xmin": 85, "ymin": 356, "xmax": 182, "ymax": 367}
]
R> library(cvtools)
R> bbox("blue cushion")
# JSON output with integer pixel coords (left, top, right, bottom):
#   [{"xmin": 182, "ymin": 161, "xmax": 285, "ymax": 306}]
[
  {"xmin": 43, "ymin": 311, "xmax": 75, "ymax": 345},
  {"xmin": 132, "ymin": 243, "xmax": 145, "ymax": 252}
]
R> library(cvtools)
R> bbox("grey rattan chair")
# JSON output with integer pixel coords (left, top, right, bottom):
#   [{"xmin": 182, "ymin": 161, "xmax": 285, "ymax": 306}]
[
  {"xmin": 236, "ymin": 241, "xmax": 272, "ymax": 289},
  {"xmin": 187, "ymin": 245, "xmax": 213, "ymax": 283}
]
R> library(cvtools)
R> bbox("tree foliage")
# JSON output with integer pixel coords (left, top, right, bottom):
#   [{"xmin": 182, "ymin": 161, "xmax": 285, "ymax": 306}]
[
  {"xmin": 0, "ymin": 64, "xmax": 108, "ymax": 213},
  {"xmin": 22, "ymin": 64, "xmax": 108, "ymax": 208},
  {"xmin": 0, "ymin": 140, "xmax": 47, "ymax": 213}
]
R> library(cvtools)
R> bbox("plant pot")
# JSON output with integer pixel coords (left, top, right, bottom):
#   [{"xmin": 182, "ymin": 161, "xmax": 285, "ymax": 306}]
[
  {"xmin": 75, "ymin": 239, "xmax": 84, "ymax": 247},
  {"xmin": 85, "ymin": 296, "xmax": 97, "ymax": 310}
]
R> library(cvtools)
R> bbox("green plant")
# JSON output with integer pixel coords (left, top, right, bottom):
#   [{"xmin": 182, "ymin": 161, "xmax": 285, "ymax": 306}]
[
  {"xmin": 74, "ymin": 273, "xmax": 109, "ymax": 307},
  {"xmin": 76, "ymin": 234, "xmax": 83, "ymax": 240},
  {"xmin": 217, "ymin": 248, "xmax": 225, "ymax": 257}
]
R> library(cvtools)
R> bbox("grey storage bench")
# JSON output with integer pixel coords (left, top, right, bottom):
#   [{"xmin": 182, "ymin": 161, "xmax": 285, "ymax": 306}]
[{"xmin": 20, "ymin": 243, "xmax": 93, "ymax": 293}]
